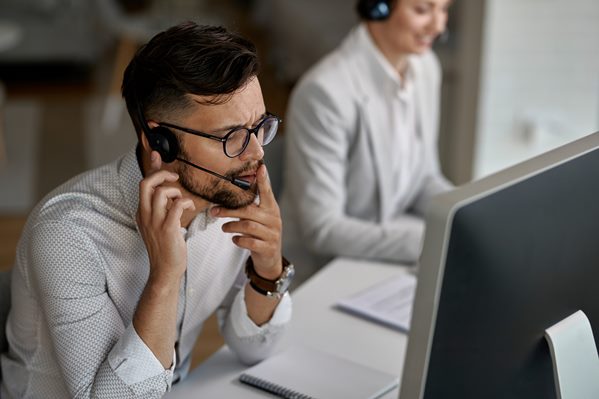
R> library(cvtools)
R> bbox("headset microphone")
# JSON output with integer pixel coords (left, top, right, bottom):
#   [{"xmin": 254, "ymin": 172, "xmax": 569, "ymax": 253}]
[{"xmin": 175, "ymin": 157, "xmax": 251, "ymax": 190}]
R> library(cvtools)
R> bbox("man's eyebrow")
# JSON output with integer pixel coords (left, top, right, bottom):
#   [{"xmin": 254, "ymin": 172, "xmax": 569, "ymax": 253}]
[{"xmin": 211, "ymin": 112, "xmax": 268, "ymax": 134}]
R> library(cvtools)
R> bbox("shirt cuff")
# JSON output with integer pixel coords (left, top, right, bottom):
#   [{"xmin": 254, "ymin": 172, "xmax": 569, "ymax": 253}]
[
  {"xmin": 230, "ymin": 285, "xmax": 292, "ymax": 337},
  {"xmin": 108, "ymin": 323, "xmax": 176, "ymax": 389}
]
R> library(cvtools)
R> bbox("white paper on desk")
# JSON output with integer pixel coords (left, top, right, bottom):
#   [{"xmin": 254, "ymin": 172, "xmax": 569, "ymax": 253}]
[{"xmin": 335, "ymin": 273, "xmax": 417, "ymax": 332}]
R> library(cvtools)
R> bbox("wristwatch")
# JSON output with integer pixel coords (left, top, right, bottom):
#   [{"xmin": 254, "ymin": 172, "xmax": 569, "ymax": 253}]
[{"xmin": 245, "ymin": 257, "xmax": 295, "ymax": 299}]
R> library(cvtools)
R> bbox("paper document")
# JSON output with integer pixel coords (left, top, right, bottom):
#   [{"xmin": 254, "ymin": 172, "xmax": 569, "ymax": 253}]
[{"xmin": 336, "ymin": 273, "xmax": 417, "ymax": 332}]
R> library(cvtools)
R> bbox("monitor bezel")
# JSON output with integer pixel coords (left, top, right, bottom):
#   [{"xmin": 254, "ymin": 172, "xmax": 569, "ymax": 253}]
[{"xmin": 400, "ymin": 131, "xmax": 599, "ymax": 398}]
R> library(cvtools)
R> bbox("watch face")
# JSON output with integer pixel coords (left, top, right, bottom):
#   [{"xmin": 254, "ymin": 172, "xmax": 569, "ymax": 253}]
[{"xmin": 276, "ymin": 264, "xmax": 295, "ymax": 293}]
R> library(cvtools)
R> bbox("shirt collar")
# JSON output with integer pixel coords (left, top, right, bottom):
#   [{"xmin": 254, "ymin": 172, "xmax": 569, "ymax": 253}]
[
  {"xmin": 355, "ymin": 23, "xmax": 415, "ymax": 92},
  {"xmin": 117, "ymin": 145, "xmax": 143, "ymax": 224}
]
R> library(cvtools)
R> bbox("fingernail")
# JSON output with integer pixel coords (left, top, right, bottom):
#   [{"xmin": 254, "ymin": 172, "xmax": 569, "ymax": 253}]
[{"xmin": 210, "ymin": 207, "xmax": 220, "ymax": 216}]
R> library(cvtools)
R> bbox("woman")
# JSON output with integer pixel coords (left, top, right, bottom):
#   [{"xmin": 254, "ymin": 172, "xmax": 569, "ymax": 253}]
[{"xmin": 280, "ymin": 0, "xmax": 454, "ymax": 285}]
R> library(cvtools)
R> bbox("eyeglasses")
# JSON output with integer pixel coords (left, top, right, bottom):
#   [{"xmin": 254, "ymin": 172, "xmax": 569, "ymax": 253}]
[{"xmin": 159, "ymin": 113, "xmax": 281, "ymax": 158}]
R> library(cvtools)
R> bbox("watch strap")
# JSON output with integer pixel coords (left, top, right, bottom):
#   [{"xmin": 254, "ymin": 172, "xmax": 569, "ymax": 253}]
[
  {"xmin": 248, "ymin": 280, "xmax": 280, "ymax": 298},
  {"xmin": 245, "ymin": 257, "xmax": 291, "ymax": 295}
]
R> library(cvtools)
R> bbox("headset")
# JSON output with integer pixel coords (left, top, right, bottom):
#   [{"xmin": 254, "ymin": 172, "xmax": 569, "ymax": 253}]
[
  {"xmin": 356, "ymin": 0, "xmax": 393, "ymax": 21},
  {"xmin": 142, "ymin": 122, "xmax": 180, "ymax": 164},
  {"xmin": 135, "ymin": 100, "xmax": 251, "ymax": 190}
]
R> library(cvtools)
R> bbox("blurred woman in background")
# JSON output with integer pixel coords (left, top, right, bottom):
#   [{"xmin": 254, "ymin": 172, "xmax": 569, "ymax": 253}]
[{"xmin": 281, "ymin": 0, "xmax": 454, "ymax": 285}]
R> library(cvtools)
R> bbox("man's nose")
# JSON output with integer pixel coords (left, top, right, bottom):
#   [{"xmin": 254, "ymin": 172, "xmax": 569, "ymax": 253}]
[{"xmin": 239, "ymin": 133, "xmax": 264, "ymax": 161}]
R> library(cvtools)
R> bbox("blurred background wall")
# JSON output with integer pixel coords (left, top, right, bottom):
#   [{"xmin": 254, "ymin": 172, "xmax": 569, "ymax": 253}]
[
  {"xmin": 0, "ymin": 0, "xmax": 598, "ymax": 265},
  {"xmin": 473, "ymin": 0, "xmax": 599, "ymax": 178}
]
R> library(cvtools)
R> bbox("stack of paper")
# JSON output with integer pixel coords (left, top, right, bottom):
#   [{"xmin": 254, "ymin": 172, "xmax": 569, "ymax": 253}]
[{"xmin": 335, "ymin": 273, "xmax": 417, "ymax": 332}]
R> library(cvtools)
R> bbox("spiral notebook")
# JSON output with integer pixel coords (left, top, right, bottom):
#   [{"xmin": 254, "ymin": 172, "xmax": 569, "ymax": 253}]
[{"xmin": 239, "ymin": 345, "xmax": 399, "ymax": 399}]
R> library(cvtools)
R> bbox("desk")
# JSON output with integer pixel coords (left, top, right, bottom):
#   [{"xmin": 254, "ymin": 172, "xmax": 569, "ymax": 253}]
[{"xmin": 166, "ymin": 257, "xmax": 411, "ymax": 398}]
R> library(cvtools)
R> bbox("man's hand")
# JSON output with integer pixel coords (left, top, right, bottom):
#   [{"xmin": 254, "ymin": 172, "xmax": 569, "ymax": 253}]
[
  {"xmin": 211, "ymin": 164, "xmax": 283, "ymax": 280},
  {"xmin": 133, "ymin": 151, "xmax": 195, "ymax": 368},
  {"xmin": 136, "ymin": 151, "xmax": 195, "ymax": 282}
]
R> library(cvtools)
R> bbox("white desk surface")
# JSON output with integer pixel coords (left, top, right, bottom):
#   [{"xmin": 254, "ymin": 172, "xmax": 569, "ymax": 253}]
[{"xmin": 166, "ymin": 257, "xmax": 412, "ymax": 398}]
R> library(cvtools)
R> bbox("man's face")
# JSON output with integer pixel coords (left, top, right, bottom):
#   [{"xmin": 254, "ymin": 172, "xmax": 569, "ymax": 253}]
[
  {"xmin": 382, "ymin": 0, "xmax": 451, "ymax": 55},
  {"xmin": 173, "ymin": 77, "xmax": 266, "ymax": 209}
]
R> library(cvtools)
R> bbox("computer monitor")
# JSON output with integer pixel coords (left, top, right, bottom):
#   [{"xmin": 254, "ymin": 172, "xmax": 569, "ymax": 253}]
[{"xmin": 400, "ymin": 132, "xmax": 599, "ymax": 398}]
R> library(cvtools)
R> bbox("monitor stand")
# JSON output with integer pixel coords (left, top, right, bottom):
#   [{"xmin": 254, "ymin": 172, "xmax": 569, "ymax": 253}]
[{"xmin": 545, "ymin": 310, "xmax": 599, "ymax": 399}]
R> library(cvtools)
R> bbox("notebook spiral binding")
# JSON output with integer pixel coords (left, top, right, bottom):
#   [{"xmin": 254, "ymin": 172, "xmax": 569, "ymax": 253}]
[{"xmin": 239, "ymin": 373, "xmax": 314, "ymax": 399}]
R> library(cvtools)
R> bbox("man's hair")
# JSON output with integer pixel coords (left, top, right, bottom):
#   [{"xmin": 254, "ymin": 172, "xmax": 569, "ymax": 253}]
[{"xmin": 122, "ymin": 22, "xmax": 260, "ymax": 138}]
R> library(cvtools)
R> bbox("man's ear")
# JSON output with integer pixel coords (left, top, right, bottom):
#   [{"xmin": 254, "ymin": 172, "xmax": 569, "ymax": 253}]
[
  {"xmin": 139, "ymin": 127, "xmax": 152, "ymax": 153},
  {"xmin": 139, "ymin": 121, "xmax": 159, "ymax": 152},
  {"xmin": 138, "ymin": 124, "xmax": 168, "ymax": 172}
]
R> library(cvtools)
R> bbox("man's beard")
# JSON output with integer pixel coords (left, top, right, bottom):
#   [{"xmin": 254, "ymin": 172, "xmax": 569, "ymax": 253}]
[{"xmin": 176, "ymin": 158, "xmax": 262, "ymax": 209}]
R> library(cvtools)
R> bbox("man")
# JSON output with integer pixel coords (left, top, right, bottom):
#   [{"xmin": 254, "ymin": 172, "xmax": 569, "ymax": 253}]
[
  {"xmin": 1, "ymin": 22, "xmax": 293, "ymax": 398},
  {"xmin": 280, "ymin": 0, "xmax": 453, "ymax": 284}
]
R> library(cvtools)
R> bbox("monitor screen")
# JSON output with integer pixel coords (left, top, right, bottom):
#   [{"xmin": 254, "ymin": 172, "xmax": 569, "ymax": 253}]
[{"xmin": 401, "ymin": 132, "xmax": 599, "ymax": 398}]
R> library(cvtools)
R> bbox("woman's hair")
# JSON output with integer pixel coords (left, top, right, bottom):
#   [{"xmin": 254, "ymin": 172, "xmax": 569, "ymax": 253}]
[{"xmin": 122, "ymin": 22, "xmax": 260, "ymax": 138}]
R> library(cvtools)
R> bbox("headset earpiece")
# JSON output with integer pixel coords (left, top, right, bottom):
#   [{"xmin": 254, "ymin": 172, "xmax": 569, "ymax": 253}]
[
  {"xmin": 136, "ymin": 100, "xmax": 180, "ymax": 164},
  {"xmin": 146, "ymin": 126, "xmax": 180, "ymax": 163},
  {"xmin": 356, "ymin": 0, "xmax": 392, "ymax": 21}
]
